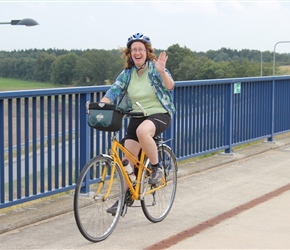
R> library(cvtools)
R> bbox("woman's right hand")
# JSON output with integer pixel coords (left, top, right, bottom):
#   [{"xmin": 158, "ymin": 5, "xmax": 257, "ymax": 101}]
[{"xmin": 100, "ymin": 97, "xmax": 111, "ymax": 104}]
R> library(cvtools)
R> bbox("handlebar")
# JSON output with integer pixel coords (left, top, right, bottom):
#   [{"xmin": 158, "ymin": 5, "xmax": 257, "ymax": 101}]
[
  {"xmin": 122, "ymin": 102, "xmax": 147, "ymax": 117},
  {"xmin": 86, "ymin": 101, "xmax": 147, "ymax": 117},
  {"xmin": 123, "ymin": 111, "xmax": 144, "ymax": 117}
]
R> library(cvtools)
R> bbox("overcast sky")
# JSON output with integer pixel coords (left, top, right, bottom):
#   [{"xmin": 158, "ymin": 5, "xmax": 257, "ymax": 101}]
[{"xmin": 1, "ymin": 0, "xmax": 290, "ymax": 54}]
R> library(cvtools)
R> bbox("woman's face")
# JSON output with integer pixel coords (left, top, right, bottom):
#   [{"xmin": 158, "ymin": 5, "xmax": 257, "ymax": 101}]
[{"xmin": 130, "ymin": 41, "xmax": 147, "ymax": 68}]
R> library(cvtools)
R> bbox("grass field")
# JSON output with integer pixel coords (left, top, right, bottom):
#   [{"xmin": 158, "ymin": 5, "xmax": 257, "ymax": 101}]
[
  {"xmin": 0, "ymin": 77, "xmax": 62, "ymax": 91},
  {"xmin": 1, "ymin": 77, "xmax": 81, "ymax": 210},
  {"xmin": 278, "ymin": 65, "xmax": 290, "ymax": 75},
  {"xmin": 1, "ymin": 77, "xmax": 74, "ymax": 162}
]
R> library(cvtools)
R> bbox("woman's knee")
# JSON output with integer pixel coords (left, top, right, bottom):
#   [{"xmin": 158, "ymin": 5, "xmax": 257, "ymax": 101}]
[{"xmin": 136, "ymin": 121, "xmax": 155, "ymax": 139}]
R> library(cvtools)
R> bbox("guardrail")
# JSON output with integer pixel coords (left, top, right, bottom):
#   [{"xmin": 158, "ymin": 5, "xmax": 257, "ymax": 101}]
[
  {"xmin": 173, "ymin": 76, "xmax": 290, "ymax": 159},
  {"xmin": 1, "ymin": 76, "xmax": 290, "ymax": 209}
]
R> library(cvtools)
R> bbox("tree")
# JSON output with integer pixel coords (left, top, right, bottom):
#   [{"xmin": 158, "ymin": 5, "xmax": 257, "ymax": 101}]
[
  {"xmin": 34, "ymin": 53, "xmax": 56, "ymax": 82},
  {"xmin": 50, "ymin": 53, "xmax": 77, "ymax": 85},
  {"xmin": 74, "ymin": 49, "xmax": 122, "ymax": 85},
  {"xmin": 174, "ymin": 56, "xmax": 197, "ymax": 80},
  {"xmin": 166, "ymin": 44, "xmax": 195, "ymax": 80}
]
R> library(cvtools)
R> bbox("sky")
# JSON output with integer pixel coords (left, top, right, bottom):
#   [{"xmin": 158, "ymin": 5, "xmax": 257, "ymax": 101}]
[{"xmin": 1, "ymin": 0, "xmax": 290, "ymax": 53}]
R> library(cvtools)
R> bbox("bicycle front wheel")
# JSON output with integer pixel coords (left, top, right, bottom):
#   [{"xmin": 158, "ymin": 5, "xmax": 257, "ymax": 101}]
[
  {"xmin": 141, "ymin": 144, "xmax": 177, "ymax": 223},
  {"xmin": 74, "ymin": 155, "xmax": 124, "ymax": 242}
]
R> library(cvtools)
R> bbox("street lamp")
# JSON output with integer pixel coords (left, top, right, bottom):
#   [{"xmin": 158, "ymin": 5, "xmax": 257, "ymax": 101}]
[
  {"xmin": 273, "ymin": 41, "xmax": 290, "ymax": 76},
  {"xmin": 0, "ymin": 18, "xmax": 39, "ymax": 27}
]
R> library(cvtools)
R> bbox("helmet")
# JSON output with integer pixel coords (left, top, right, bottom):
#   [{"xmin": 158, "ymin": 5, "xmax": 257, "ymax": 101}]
[{"xmin": 127, "ymin": 33, "xmax": 151, "ymax": 48}]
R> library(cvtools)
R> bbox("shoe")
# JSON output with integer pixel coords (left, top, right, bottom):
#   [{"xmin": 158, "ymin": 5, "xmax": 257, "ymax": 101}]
[
  {"xmin": 106, "ymin": 200, "xmax": 118, "ymax": 214},
  {"xmin": 149, "ymin": 166, "xmax": 163, "ymax": 184}
]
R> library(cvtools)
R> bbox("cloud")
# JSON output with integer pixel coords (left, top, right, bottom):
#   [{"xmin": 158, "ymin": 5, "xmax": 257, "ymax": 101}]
[
  {"xmin": 151, "ymin": 1, "xmax": 219, "ymax": 15},
  {"xmin": 2, "ymin": 1, "xmax": 290, "ymax": 52}
]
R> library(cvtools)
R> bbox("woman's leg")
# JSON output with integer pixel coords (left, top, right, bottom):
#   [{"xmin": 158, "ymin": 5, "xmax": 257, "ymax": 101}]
[
  {"xmin": 135, "ymin": 120, "xmax": 158, "ymax": 165},
  {"xmin": 124, "ymin": 139, "xmax": 141, "ymax": 163},
  {"xmin": 135, "ymin": 120, "xmax": 163, "ymax": 184},
  {"xmin": 124, "ymin": 114, "xmax": 170, "ymax": 184}
]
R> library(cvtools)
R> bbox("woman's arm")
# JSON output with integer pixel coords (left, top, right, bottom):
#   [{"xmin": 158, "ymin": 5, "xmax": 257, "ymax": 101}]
[
  {"xmin": 153, "ymin": 51, "xmax": 174, "ymax": 90},
  {"xmin": 159, "ymin": 70, "xmax": 174, "ymax": 90}
]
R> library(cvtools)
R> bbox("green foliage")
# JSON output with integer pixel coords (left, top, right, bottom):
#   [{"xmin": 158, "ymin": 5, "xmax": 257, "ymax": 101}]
[
  {"xmin": 166, "ymin": 44, "xmax": 196, "ymax": 80},
  {"xmin": 0, "ymin": 46, "xmax": 289, "ymax": 86},
  {"xmin": 74, "ymin": 49, "xmax": 123, "ymax": 86},
  {"xmin": 50, "ymin": 53, "xmax": 78, "ymax": 85},
  {"xmin": 34, "ymin": 53, "xmax": 56, "ymax": 82},
  {"xmin": 168, "ymin": 45, "xmax": 279, "ymax": 80}
]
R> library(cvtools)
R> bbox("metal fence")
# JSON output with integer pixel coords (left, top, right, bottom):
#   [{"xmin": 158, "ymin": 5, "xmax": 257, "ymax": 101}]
[{"xmin": 1, "ymin": 76, "xmax": 290, "ymax": 209}]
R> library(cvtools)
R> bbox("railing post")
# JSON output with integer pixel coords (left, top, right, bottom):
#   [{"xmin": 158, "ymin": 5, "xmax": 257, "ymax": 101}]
[
  {"xmin": 79, "ymin": 93, "xmax": 90, "ymax": 173},
  {"xmin": 268, "ymin": 78, "xmax": 275, "ymax": 141},
  {"xmin": 0, "ymin": 99, "xmax": 4, "ymax": 204},
  {"xmin": 164, "ymin": 114, "xmax": 174, "ymax": 150},
  {"xmin": 165, "ymin": 89, "xmax": 175, "ymax": 150},
  {"xmin": 224, "ymin": 82, "xmax": 233, "ymax": 153}
]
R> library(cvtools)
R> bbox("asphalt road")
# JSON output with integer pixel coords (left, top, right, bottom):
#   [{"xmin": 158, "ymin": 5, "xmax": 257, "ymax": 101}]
[{"xmin": 1, "ymin": 133, "xmax": 290, "ymax": 249}]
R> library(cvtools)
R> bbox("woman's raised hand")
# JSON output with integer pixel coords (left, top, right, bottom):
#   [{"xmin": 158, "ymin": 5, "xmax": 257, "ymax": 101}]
[{"xmin": 153, "ymin": 51, "xmax": 168, "ymax": 73}]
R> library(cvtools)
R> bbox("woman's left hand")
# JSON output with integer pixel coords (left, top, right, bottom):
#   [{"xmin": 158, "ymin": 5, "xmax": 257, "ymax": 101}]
[
  {"xmin": 153, "ymin": 51, "xmax": 168, "ymax": 73},
  {"xmin": 153, "ymin": 51, "xmax": 174, "ymax": 90}
]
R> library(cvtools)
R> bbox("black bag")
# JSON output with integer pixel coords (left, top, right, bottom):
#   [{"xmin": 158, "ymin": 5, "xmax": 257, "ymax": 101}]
[{"xmin": 87, "ymin": 102, "xmax": 123, "ymax": 132}]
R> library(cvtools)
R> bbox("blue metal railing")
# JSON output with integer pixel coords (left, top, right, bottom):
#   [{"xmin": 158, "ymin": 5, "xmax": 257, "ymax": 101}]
[{"xmin": 1, "ymin": 76, "xmax": 290, "ymax": 209}]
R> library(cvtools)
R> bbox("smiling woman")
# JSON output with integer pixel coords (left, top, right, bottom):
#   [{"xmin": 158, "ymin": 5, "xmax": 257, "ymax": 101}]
[{"xmin": 97, "ymin": 33, "xmax": 176, "ymax": 211}]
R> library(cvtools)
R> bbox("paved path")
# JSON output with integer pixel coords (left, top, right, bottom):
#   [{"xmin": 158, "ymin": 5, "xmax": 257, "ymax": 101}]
[
  {"xmin": 167, "ymin": 189, "xmax": 290, "ymax": 249},
  {"xmin": 1, "ymin": 134, "xmax": 290, "ymax": 249}
]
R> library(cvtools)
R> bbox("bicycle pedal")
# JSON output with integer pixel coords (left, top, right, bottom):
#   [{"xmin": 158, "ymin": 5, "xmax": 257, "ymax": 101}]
[
  {"xmin": 126, "ymin": 199, "xmax": 134, "ymax": 207},
  {"xmin": 125, "ymin": 189, "xmax": 134, "ymax": 207}
]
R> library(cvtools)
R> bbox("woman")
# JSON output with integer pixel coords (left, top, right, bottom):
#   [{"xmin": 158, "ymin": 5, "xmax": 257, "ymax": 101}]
[{"xmin": 101, "ymin": 33, "xmax": 175, "ymax": 212}]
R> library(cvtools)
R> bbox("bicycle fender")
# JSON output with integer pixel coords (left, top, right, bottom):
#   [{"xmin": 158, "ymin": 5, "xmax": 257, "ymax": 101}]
[{"xmin": 100, "ymin": 154, "xmax": 113, "ymax": 160}]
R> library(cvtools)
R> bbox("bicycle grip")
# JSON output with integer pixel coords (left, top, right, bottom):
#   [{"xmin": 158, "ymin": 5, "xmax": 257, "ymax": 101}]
[{"xmin": 129, "ymin": 112, "xmax": 145, "ymax": 117}]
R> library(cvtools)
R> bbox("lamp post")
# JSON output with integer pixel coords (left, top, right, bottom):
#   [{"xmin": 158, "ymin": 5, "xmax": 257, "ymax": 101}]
[
  {"xmin": 260, "ymin": 51, "xmax": 263, "ymax": 76},
  {"xmin": 0, "ymin": 18, "xmax": 39, "ymax": 26},
  {"xmin": 273, "ymin": 41, "xmax": 290, "ymax": 76},
  {"xmin": 269, "ymin": 41, "xmax": 290, "ymax": 142}
]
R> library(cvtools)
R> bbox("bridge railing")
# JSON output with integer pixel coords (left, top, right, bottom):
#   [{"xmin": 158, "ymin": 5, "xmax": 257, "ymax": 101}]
[
  {"xmin": 173, "ymin": 76, "xmax": 290, "ymax": 159},
  {"xmin": 1, "ymin": 76, "xmax": 289, "ymax": 208}
]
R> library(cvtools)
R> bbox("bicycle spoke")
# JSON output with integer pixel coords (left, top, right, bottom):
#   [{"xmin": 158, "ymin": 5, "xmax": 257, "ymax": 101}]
[
  {"xmin": 140, "ymin": 145, "xmax": 177, "ymax": 223},
  {"xmin": 74, "ymin": 156, "xmax": 124, "ymax": 242}
]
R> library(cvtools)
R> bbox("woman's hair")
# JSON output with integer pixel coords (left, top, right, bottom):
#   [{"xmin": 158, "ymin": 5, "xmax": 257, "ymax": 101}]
[{"xmin": 120, "ymin": 41, "xmax": 157, "ymax": 69}]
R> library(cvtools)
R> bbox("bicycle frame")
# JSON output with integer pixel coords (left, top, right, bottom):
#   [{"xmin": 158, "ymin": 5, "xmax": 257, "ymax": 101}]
[
  {"xmin": 105, "ymin": 138, "xmax": 166, "ymax": 201},
  {"xmin": 74, "ymin": 104, "xmax": 177, "ymax": 242}
]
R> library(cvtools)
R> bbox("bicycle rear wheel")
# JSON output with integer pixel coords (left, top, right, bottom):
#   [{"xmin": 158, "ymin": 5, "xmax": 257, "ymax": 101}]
[
  {"xmin": 74, "ymin": 155, "xmax": 124, "ymax": 242},
  {"xmin": 140, "ymin": 144, "xmax": 177, "ymax": 223}
]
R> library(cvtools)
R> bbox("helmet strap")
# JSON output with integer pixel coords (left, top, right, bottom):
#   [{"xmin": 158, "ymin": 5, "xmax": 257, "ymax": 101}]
[
  {"xmin": 130, "ymin": 56, "xmax": 148, "ymax": 72},
  {"xmin": 135, "ymin": 61, "xmax": 147, "ymax": 72}
]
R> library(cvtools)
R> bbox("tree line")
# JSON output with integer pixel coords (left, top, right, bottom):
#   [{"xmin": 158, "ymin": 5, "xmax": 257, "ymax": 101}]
[{"xmin": 0, "ymin": 45, "xmax": 290, "ymax": 86}]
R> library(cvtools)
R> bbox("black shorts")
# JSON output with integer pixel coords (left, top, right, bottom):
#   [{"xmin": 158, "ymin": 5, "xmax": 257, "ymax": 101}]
[{"xmin": 125, "ymin": 113, "xmax": 171, "ymax": 142}]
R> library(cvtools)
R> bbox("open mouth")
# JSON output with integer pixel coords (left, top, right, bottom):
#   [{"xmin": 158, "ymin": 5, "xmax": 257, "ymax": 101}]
[{"xmin": 134, "ymin": 56, "xmax": 144, "ymax": 65}]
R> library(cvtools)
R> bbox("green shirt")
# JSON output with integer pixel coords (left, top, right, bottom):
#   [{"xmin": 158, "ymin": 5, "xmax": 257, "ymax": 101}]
[
  {"xmin": 128, "ymin": 68, "xmax": 167, "ymax": 116},
  {"xmin": 104, "ymin": 60, "xmax": 175, "ymax": 118}
]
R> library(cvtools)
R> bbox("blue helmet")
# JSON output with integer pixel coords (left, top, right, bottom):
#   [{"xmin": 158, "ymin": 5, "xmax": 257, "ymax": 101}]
[{"xmin": 127, "ymin": 33, "xmax": 151, "ymax": 48}]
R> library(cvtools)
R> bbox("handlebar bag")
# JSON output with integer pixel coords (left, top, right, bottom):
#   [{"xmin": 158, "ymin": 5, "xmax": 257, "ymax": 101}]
[{"xmin": 88, "ymin": 102, "xmax": 123, "ymax": 132}]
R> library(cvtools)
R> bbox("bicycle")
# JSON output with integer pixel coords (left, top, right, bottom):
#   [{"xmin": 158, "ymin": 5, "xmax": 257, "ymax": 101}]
[{"xmin": 73, "ymin": 102, "xmax": 178, "ymax": 242}]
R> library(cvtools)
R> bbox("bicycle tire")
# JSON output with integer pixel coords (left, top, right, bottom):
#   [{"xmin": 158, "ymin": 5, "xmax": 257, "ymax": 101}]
[
  {"xmin": 74, "ymin": 155, "xmax": 125, "ymax": 242},
  {"xmin": 140, "ymin": 144, "xmax": 177, "ymax": 223}
]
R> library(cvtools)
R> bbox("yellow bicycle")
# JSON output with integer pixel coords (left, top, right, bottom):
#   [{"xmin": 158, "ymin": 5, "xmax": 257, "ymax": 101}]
[{"xmin": 74, "ymin": 102, "xmax": 177, "ymax": 242}]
